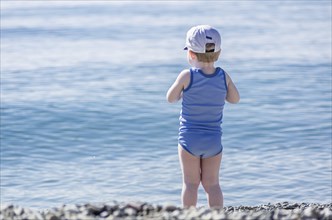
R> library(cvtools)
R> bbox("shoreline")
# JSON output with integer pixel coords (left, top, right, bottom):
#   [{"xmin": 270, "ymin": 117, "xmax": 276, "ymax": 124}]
[{"xmin": 1, "ymin": 201, "xmax": 331, "ymax": 220}]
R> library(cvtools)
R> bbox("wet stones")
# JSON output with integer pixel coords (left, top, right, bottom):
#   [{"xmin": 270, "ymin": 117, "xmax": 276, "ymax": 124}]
[{"xmin": 1, "ymin": 202, "xmax": 331, "ymax": 220}]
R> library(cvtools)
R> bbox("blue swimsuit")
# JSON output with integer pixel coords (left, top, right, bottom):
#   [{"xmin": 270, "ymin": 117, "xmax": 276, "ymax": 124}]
[{"xmin": 178, "ymin": 67, "xmax": 228, "ymax": 158}]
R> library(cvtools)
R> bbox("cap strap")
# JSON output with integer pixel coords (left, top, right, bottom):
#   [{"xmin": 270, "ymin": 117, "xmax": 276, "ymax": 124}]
[{"xmin": 205, "ymin": 48, "xmax": 215, "ymax": 53}]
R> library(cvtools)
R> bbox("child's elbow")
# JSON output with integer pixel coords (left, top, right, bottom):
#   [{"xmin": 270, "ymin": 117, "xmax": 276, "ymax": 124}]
[
  {"xmin": 167, "ymin": 97, "xmax": 179, "ymax": 103},
  {"xmin": 227, "ymin": 95, "xmax": 240, "ymax": 104},
  {"xmin": 166, "ymin": 89, "xmax": 182, "ymax": 103},
  {"xmin": 167, "ymin": 97, "xmax": 174, "ymax": 103},
  {"xmin": 233, "ymin": 97, "xmax": 240, "ymax": 104},
  {"xmin": 166, "ymin": 94, "xmax": 177, "ymax": 103}
]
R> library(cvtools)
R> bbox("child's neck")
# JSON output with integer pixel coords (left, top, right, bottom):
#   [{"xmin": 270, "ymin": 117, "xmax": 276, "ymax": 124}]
[{"xmin": 193, "ymin": 61, "xmax": 216, "ymax": 75}]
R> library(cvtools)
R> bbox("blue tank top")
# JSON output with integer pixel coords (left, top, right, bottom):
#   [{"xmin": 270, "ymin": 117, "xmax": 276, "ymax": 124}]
[{"xmin": 179, "ymin": 67, "xmax": 228, "ymax": 134}]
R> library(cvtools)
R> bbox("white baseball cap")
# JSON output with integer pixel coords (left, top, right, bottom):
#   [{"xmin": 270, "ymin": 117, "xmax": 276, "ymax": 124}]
[{"xmin": 184, "ymin": 25, "xmax": 221, "ymax": 53}]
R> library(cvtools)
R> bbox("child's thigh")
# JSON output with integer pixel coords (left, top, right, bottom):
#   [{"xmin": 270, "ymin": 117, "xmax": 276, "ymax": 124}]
[
  {"xmin": 178, "ymin": 144, "xmax": 201, "ymax": 183},
  {"xmin": 201, "ymin": 153, "xmax": 222, "ymax": 184}
]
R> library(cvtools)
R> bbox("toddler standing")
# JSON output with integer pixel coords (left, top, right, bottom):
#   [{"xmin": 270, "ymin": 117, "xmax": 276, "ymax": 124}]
[{"xmin": 166, "ymin": 25, "xmax": 240, "ymax": 208}]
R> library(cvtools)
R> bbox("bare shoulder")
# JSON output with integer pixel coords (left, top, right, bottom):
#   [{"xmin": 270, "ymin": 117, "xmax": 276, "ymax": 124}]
[{"xmin": 178, "ymin": 69, "xmax": 191, "ymax": 80}]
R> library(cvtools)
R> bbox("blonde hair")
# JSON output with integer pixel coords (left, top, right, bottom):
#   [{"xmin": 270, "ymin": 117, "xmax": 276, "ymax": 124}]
[{"xmin": 193, "ymin": 43, "xmax": 221, "ymax": 63}]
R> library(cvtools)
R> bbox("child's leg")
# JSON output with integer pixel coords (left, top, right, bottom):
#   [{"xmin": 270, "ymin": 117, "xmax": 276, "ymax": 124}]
[
  {"xmin": 201, "ymin": 153, "xmax": 223, "ymax": 208},
  {"xmin": 178, "ymin": 145, "xmax": 201, "ymax": 208}
]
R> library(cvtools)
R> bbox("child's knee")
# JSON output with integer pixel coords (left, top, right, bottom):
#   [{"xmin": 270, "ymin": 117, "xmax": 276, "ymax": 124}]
[
  {"xmin": 202, "ymin": 181, "xmax": 220, "ymax": 193},
  {"xmin": 183, "ymin": 181, "xmax": 200, "ymax": 191}
]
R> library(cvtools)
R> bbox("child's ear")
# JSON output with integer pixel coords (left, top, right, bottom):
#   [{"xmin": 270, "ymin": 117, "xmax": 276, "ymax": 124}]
[{"xmin": 189, "ymin": 50, "xmax": 197, "ymax": 59}]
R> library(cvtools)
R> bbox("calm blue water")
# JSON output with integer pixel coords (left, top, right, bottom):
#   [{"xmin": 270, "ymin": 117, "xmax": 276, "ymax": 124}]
[{"xmin": 1, "ymin": 1, "xmax": 331, "ymax": 209}]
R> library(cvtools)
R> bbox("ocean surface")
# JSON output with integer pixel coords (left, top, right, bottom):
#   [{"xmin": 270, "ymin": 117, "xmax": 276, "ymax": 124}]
[{"xmin": 1, "ymin": 1, "xmax": 331, "ymax": 209}]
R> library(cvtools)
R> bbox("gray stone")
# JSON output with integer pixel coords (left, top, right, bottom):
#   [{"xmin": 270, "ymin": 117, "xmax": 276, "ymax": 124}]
[
  {"xmin": 100, "ymin": 210, "xmax": 110, "ymax": 218},
  {"xmin": 48, "ymin": 214, "xmax": 61, "ymax": 220},
  {"xmin": 163, "ymin": 204, "xmax": 178, "ymax": 212},
  {"xmin": 211, "ymin": 211, "xmax": 227, "ymax": 220},
  {"xmin": 124, "ymin": 207, "xmax": 137, "ymax": 216},
  {"xmin": 321, "ymin": 207, "xmax": 332, "ymax": 219},
  {"xmin": 201, "ymin": 211, "xmax": 213, "ymax": 220}
]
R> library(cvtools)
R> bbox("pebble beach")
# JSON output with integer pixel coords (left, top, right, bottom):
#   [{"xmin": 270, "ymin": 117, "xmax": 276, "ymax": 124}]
[{"xmin": 1, "ymin": 202, "xmax": 332, "ymax": 220}]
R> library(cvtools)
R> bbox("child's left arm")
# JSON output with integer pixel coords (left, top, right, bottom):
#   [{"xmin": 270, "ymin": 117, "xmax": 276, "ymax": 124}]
[{"xmin": 166, "ymin": 69, "xmax": 190, "ymax": 103}]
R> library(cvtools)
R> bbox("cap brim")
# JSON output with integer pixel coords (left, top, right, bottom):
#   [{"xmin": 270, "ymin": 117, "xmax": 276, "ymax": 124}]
[{"xmin": 183, "ymin": 47, "xmax": 188, "ymax": 50}]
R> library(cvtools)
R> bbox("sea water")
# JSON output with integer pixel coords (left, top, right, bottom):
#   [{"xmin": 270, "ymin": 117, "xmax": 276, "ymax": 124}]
[{"xmin": 1, "ymin": 1, "xmax": 331, "ymax": 209}]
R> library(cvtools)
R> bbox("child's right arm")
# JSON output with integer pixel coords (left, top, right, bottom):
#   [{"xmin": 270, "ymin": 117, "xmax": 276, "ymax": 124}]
[{"xmin": 166, "ymin": 69, "xmax": 191, "ymax": 103}]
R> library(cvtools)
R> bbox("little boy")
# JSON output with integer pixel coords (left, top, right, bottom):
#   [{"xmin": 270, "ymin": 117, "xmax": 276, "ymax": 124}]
[{"xmin": 166, "ymin": 25, "xmax": 240, "ymax": 208}]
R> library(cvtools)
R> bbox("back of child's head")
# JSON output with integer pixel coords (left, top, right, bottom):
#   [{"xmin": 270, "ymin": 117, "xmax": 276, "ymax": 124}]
[
  {"xmin": 193, "ymin": 43, "xmax": 221, "ymax": 62},
  {"xmin": 184, "ymin": 25, "xmax": 221, "ymax": 63}
]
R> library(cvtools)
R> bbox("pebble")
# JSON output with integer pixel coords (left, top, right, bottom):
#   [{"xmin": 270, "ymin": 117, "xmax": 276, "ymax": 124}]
[{"xmin": 0, "ymin": 201, "xmax": 331, "ymax": 220}]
